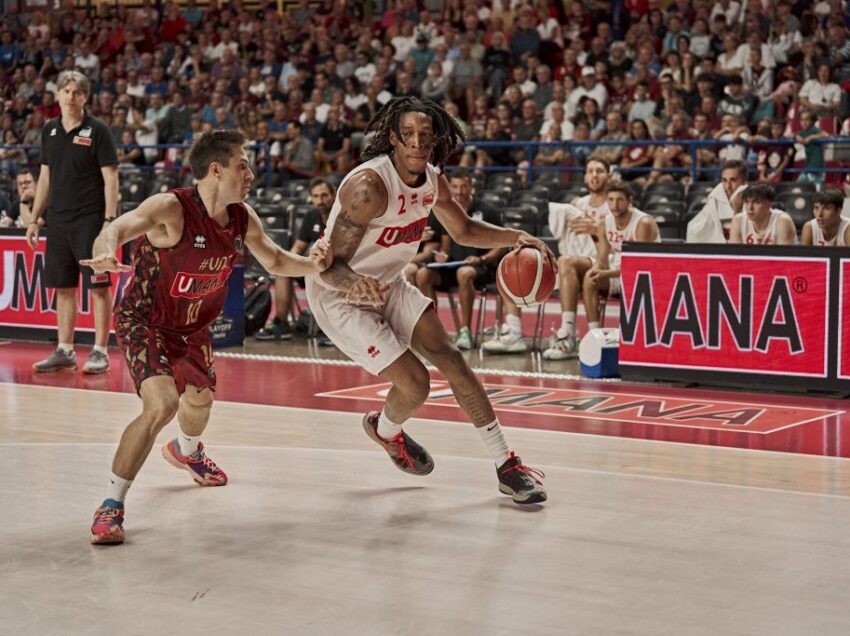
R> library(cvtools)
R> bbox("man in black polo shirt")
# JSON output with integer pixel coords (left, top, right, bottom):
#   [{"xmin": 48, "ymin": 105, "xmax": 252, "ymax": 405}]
[
  {"xmin": 414, "ymin": 171, "xmax": 507, "ymax": 350},
  {"xmin": 26, "ymin": 70, "xmax": 119, "ymax": 374},
  {"xmin": 255, "ymin": 177, "xmax": 334, "ymax": 342}
]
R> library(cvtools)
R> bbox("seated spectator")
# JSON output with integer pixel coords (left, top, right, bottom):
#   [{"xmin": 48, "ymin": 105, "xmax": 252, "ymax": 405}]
[
  {"xmin": 618, "ymin": 118, "xmax": 655, "ymax": 182},
  {"xmin": 801, "ymin": 188, "xmax": 850, "ymax": 246},
  {"xmin": 646, "ymin": 112, "xmax": 691, "ymax": 184},
  {"xmin": 0, "ymin": 169, "xmax": 37, "ymax": 228},
  {"xmin": 751, "ymin": 118, "xmax": 794, "ymax": 183},
  {"xmin": 0, "ymin": 129, "xmax": 25, "ymax": 173},
  {"xmin": 316, "ymin": 106, "xmax": 351, "ymax": 172},
  {"xmin": 415, "ymin": 171, "xmax": 505, "ymax": 351},
  {"xmin": 718, "ymin": 75, "xmax": 756, "ymax": 124},
  {"xmin": 459, "ymin": 116, "xmax": 513, "ymax": 171},
  {"xmin": 255, "ymin": 178, "xmax": 335, "ymax": 341},
  {"xmin": 540, "ymin": 101, "xmax": 574, "ymax": 141},
  {"xmin": 686, "ymin": 160, "xmax": 748, "ymax": 243},
  {"xmin": 626, "ymin": 82, "xmax": 657, "ymax": 124},
  {"xmin": 715, "ymin": 113, "xmax": 750, "ymax": 162},
  {"xmin": 590, "ymin": 111, "xmax": 627, "ymax": 164},
  {"xmin": 116, "ymin": 129, "xmax": 144, "ymax": 166},
  {"xmin": 420, "ymin": 62, "xmax": 449, "ymax": 104},
  {"xmin": 278, "ymin": 120, "xmax": 316, "ymax": 179},
  {"xmin": 795, "ymin": 109, "xmax": 830, "ymax": 184},
  {"xmin": 799, "ymin": 64, "xmax": 842, "ymax": 122},
  {"xmin": 729, "ymin": 183, "xmax": 797, "ymax": 245},
  {"xmin": 544, "ymin": 180, "xmax": 659, "ymax": 358}
]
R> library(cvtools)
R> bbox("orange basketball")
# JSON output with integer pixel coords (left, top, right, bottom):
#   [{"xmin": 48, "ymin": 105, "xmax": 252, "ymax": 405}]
[{"xmin": 496, "ymin": 247, "xmax": 556, "ymax": 308}]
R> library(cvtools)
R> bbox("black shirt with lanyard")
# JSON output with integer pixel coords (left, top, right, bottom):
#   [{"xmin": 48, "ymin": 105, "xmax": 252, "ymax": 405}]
[{"xmin": 39, "ymin": 112, "xmax": 118, "ymax": 224}]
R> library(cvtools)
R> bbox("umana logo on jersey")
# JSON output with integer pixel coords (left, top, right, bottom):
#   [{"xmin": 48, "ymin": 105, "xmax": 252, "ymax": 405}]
[
  {"xmin": 170, "ymin": 268, "xmax": 231, "ymax": 299},
  {"xmin": 375, "ymin": 217, "xmax": 428, "ymax": 248}
]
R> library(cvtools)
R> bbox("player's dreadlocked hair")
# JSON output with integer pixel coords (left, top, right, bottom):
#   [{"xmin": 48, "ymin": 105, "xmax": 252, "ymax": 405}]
[{"xmin": 361, "ymin": 96, "xmax": 466, "ymax": 169}]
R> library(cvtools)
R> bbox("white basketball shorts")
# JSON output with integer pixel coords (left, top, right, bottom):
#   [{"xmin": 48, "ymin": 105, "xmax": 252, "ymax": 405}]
[{"xmin": 305, "ymin": 275, "xmax": 434, "ymax": 375}]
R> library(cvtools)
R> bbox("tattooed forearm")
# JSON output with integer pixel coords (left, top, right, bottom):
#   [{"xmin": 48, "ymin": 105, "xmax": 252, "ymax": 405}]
[{"xmin": 320, "ymin": 258, "xmax": 363, "ymax": 290}]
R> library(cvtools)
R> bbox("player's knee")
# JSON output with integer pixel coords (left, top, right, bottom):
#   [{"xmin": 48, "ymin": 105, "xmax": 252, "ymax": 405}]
[
  {"xmin": 557, "ymin": 256, "xmax": 573, "ymax": 275},
  {"xmin": 182, "ymin": 387, "xmax": 213, "ymax": 412},
  {"xmin": 396, "ymin": 366, "xmax": 430, "ymax": 405},
  {"xmin": 144, "ymin": 396, "xmax": 180, "ymax": 428}
]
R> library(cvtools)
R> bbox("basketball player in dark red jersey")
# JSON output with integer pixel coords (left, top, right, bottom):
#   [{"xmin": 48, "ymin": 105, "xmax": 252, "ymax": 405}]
[{"xmin": 81, "ymin": 130, "xmax": 331, "ymax": 545}]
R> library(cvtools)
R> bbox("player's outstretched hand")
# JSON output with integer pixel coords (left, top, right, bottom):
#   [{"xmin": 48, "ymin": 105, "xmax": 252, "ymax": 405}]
[
  {"xmin": 310, "ymin": 239, "xmax": 332, "ymax": 271},
  {"xmin": 515, "ymin": 233, "xmax": 557, "ymax": 272},
  {"xmin": 345, "ymin": 276, "xmax": 389, "ymax": 308},
  {"xmin": 80, "ymin": 254, "xmax": 132, "ymax": 274}
]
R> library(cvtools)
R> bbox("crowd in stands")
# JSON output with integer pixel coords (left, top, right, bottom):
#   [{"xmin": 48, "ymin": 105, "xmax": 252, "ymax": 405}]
[{"xmin": 0, "ymin": 0, "xmax": 848, "ymax": 190}]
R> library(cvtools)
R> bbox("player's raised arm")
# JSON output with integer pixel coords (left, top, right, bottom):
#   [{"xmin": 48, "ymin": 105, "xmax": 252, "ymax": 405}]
[
  {"xmin": 319, "ymin": 170, "xmax": 389, "ymax": 306},
  {"xmin": 243, "ymin": 205, "xmax": 332, "ymax": 277},
  {"xmin": 80, "ymin": 193, "xmax": 184, "ymax": 273}
]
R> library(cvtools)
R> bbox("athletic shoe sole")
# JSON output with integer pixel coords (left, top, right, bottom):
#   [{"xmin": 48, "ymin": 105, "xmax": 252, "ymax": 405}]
[
  {"xmin": 161, "ymin": 442, "xmax": 228, "ymax": 486},
  {"xmin": 498, "ymin": 482, "xmax": 547, "ymax": 505}
]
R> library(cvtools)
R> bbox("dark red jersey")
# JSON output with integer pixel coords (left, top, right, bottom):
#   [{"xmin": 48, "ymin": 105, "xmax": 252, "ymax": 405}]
[{"xmin": 116, "ymin": 187, "xmax": 249, "ymax": 337}]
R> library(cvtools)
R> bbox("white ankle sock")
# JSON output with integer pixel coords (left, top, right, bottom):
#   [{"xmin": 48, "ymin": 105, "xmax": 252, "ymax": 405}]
[
  {"xmin": 93, "ymin": 345, "xmax": 108, "ymax": 355},
  {"xmin": 106, "ymin": 472, "xmax": 132, "ymax": 504},
  {"xmin": 58, "ymin": 342, "xmax": 74, "ymax": 354},
  {"xmin": 376, "ymin": 409, "xmax": 403, "ymax": 440},
  {"xmin": 477, "ymin": 419, "xmax": 511, "ymax": 466},
  {"xmin": 588, "ymin": 321, "xmax": 600, "ymax": 330},
  {"xmin": 505, "ymin": 313, "xmax": 522, "ymax": 336},
  {"xmin": 558, "ymin": 312, "xmax": 576, "ymax": 338},
  {"xmin": 178, "ymin": 428, "xmax": 201, "ymax": 456}
]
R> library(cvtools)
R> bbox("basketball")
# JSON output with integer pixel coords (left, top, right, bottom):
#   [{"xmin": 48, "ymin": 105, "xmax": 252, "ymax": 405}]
[{"xmin": 496, "ymin": 247, "xmax": 556, "ymax": 308}]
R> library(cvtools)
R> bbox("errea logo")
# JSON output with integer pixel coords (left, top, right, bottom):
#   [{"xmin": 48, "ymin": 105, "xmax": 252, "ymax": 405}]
[
  {"xmin": 194, "ymin": 234, "xmax": 207, "ymax": 248},
  {"xmin": 367, "ymin": 345, "xmax": 380, "ymax": 358}
]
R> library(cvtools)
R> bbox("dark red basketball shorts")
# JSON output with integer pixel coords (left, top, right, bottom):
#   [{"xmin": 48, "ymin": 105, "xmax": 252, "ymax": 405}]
[{"xmin": 115, "ymin": 317, "xmax": 216, "ymax": 395}]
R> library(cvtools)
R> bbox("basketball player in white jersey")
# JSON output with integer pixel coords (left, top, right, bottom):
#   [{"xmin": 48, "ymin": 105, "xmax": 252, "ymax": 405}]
[
  {"xmin": 547, "ymin": 180, "xmax": 660, "ymax": 358},
  {"xmin": 801, "ymin": 188, "xmax": 850, "ymax": 246},
  {"xmin": 729, "ymin": 183, "xmax": 797, "ymax": 245},
  {"xmin": 486, "ymin": 158, "xmax": 611, "ymax": 355},
  {"xmin": 539, "ymin": 159, "xmax": 612, "ymax": 359},
  {"xmin": 305, "ymin": 97, "xmax": 554, "ymax": 504}
]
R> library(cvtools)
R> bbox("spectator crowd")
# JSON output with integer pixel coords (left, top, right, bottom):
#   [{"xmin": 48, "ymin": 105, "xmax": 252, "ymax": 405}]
[{"xmin": 0, "ymin": 0, "xmax": 848, "ymax": 192}]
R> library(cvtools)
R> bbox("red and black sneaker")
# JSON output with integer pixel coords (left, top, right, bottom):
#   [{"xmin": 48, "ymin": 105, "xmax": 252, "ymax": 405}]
[
  {"xmin": 362, "ymin": 411, "xmax": 435, "ymax": 476},
  {"xmin": 497, "ymin": 452, "xmax": 547, "ymax": 504}
]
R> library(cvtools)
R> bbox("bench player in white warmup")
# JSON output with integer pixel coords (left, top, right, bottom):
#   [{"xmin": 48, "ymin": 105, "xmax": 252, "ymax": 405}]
[
  {"xmin": 801, "ymin": 188, "xmax": 850, "ymax": 246},
  {"xmin": 729, "ymin": 183, "xmax": 797, "ymax": 245},
  {"xmin": 305, "ymin": 96, "xmax": 553, "ymax": 504},
  {"xmin": 561, "ymin": 180, "xmax": 660, "ymax": 351}
]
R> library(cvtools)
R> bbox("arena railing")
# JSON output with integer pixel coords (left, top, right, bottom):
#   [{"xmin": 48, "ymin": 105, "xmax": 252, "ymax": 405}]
[{"xmin": 1, "ymin": 139, "xmax": 848, "ymax": 186}]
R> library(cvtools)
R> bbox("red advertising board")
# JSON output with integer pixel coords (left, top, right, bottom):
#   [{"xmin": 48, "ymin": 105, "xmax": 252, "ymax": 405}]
[
  {"xmin": 0, "ymin": 235, "xmax": 119, "ymax": 331},
  {"xmin": 619, "ymin": 253, "xmax": 830, "ymax": 377}
]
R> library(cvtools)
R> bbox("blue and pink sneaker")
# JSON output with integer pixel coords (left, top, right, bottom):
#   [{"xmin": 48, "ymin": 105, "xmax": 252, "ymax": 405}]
[
  {"xmin": 91, "ymin": 499, "xmax": 125, "ymax": 545},
  {"xmin": 161, "ymin": 439, "xmax": 228, "ymax": 486}
]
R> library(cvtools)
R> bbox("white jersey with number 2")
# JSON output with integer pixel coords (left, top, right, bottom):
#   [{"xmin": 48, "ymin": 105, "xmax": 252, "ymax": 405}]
[{"xmin": 311, "ymin": 155, "xmax": 441, "ymax": 289}]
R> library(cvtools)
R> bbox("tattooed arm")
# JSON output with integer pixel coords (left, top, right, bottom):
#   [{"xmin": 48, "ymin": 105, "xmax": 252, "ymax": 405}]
[{"xmin": 319, "ymin": 170, "xmax": 389, "ymax": 306}]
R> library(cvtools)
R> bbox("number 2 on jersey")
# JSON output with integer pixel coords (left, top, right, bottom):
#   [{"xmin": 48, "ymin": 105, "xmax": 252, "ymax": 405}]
[{"xmin": 398, "ymin": 193, "xmax": 407, "ymax": 215}]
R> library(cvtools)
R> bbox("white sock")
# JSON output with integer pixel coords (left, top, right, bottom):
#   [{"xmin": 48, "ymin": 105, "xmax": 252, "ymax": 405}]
[
  {"xmin": 505, "ymin": 313, "xmax": 522, "ymax": 336},
  {"xmin": 178, "ymin": 428, "xmax": 201, "ymax": 456},
  {"xmin": 58, "ymin": 342, "xmax": 74, "ymax": 354},
  {"xmin": 558, "ymin": 312, "xmax": 576, "ymax": 338},
  {"xmin": 105, "ymin": 472, "xmax": 132, "ymax": 504},
  {"xmin": 376, "ymin": 408, "xmax": 403, "ymax": 440},
  {"xmin": 93, "ymin": 345, "xmax": 108, "ymax": 355},
  {"xmin": 588, "ymin": 321, "xmax": 600, "ymax": 330},
  {"xmin": 478, "ymin": 419, "xmax": 511, "ymax": 466}
]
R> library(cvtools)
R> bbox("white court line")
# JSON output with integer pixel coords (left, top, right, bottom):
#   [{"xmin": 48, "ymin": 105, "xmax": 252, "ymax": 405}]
[{"xmin": 1, "ymin": 439, "xmax": 848, "ymax": 500}]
